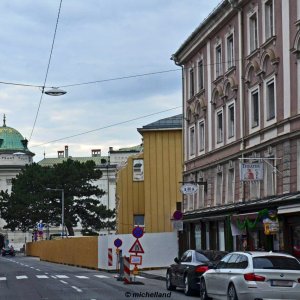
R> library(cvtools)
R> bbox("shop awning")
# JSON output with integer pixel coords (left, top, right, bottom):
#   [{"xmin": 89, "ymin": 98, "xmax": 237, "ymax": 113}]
[{"xmin": 277, "ymin": 204, "xmax": 300, "ymax": 214}]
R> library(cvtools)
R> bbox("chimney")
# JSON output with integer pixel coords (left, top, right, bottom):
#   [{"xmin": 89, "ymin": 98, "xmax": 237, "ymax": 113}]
[
  {"xmin": 65, "ymin": 145, "xmax": 69, "ymax": 158},
  {"xmin": 58, "ymin": 150, "xmax": 64, "ymax": 158},
  {"xmin": 91, "ymin": 149, "xmax": 101, "ymax": 157}
]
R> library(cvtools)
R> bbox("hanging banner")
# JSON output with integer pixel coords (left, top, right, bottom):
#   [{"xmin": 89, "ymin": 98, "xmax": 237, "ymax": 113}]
[{"xmin": 240, "ymin": 162, "xmax": 263, "ymax": 181}]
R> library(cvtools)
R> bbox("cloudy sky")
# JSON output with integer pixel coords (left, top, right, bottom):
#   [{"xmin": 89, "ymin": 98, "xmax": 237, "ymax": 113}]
[{"xmin": 0, "ymin": 0, "xmax": 220, "ymax": 162}]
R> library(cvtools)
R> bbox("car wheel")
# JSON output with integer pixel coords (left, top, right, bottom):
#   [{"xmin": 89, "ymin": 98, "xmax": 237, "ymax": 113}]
[
  {"xmin": 184, "ymin": 275, "xmax": 193, "ymax": 296},
  {"xmin": 227, "ymin": 284, "xmax": 238, "ymax": 300},
  {"xmin": 166, "ymin": 271, "xmax": 176, "ymax": 291},
  {"xmin": 200, "ymin": 278, "xmax": 210, "ymax": 300}
]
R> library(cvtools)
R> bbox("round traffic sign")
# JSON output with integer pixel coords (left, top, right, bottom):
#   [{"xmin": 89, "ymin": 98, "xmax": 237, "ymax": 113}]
[
  {"xmin": 173, "ymin": 210, "xmax": 183, "ymax": 220},
  {"xmin": 114, "ymin": 238, "xmax": 122, "ymax": 248},
  {"xmin": 132, "ymin": 226, "xmax": 144, "ymax": 239}
]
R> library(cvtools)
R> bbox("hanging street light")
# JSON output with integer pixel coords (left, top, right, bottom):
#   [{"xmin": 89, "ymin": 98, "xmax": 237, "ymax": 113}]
[{"xmin": 44, "ymin": 87, "xmax": 67, "ymax": 96}]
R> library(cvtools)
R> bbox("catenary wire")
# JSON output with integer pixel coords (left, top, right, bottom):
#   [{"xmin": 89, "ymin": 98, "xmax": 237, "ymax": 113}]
[
  {"xmin": 32, "ymin": 106, "xmax": 182, "ymax": 147},
  {"xmin": 28, "ymin": 0, "xmax": 63, "ymax": 141}
]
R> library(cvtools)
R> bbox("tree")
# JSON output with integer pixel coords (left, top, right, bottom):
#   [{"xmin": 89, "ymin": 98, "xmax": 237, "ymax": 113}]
[{"xmin": 0, "ymin": 159, "xmax": 115, "ymax": 236}]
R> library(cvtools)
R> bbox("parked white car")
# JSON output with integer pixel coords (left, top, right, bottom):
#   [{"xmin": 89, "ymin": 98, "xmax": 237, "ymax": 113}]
[{"xmin": 200, "ymin": 251, "xmax": 300, "ymax": 300}]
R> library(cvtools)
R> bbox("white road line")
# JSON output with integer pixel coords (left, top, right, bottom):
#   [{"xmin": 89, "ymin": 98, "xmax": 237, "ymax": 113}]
[
  {"xmin": 51, "ymin": 276, "xmax": 57, "ymax": 279},
  {"xmin": 16, "ymin": 276, "xmax": 28, "ymax": 280},
  {"xmin": 94, "ymin": 275, "xmax": 109, "ymax": 278},
  {"xmin": 30, "ymin": 267, "xmax": 35, "ymax": 269},
  {"xmin": 60, "ymin": 280, "xmax": 68, "ymax": 284},
  {"xmin": 36, "ymin": 275, "xmax": 48, "ymax": 279},
  {"xmin": 36, "ymin": 269, "xmax": 41, "ymax": 271},
  {"xmin": 135, "ymin": 276, "xmax": 145, "ymax": 279},
  {"xmin": 56, "ymin": 275, "xmax": 69, "ymax": 278},
  {"xmin": 0, "ymin": 277, "xmax": 7, "ymax": 281},
  {"xmin": 71, "ymin": 286, "xmax": 82, "ymax": 292},
  {"xmin": 75, "ymin": 276, "xmax": 89, "ymax": 279}
]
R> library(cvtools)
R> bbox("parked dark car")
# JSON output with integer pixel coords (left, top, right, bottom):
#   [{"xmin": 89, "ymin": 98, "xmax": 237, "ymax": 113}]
[
  {"xmin": 1, "ymin": 246, "xmax": 15, "ymax": 257},
  {"xmin": 166, "ymin": 249, "xmax": 228, "ymax": 296}
]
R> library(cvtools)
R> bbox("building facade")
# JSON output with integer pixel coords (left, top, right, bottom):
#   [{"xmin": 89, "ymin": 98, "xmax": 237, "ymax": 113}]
[
  {"xmin": 172, "ymin": 0, "xmax": 300, "ymax": 257},
  {"xmin": 0, "ymin": 116, "xmax": 34, "ymax": 249},
  {"xmin": 116, "ymin": 115, "xmax": 183, "ymax": 234}
]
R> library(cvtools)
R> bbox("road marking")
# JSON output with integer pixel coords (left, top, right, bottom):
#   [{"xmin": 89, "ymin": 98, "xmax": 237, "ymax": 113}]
[
  {"xmin": 94, "ymin": 275, "xmax": 109, "ymax": 278},
  {"xmin": 56, "ymin": 275, "xmax": 69, "ymax": 278},
  {"xmin": 36, "ymin": 269, "xmax": 41, "ymax": 271},
  {"xmin": 75, "ymin": 276, "xmax": 89, "ymax": 279},
  {"xmin": 135, "ymin": 276, "xmax": 145, "ymax": 279},
  {"xmin": 36, "ymin": 275, "xmax": 49, "ymax": 279},
  {"xmin": 0, "ymin": 277, "xmax": 6, "ymax": 281},
  {"xmin": 51, "ymin": 276, "xmax": 57, "ymax": 279},
  {"xmin": 71, "ymin": 286, "xmax": 82, "ymax": 292},
  {"xmin": 16, "ymin": 276, "xmax": 28, "ymax": 280},
  {"xmin": 60, "ymin": 280, "xmax": 68, "ymax": 284}
]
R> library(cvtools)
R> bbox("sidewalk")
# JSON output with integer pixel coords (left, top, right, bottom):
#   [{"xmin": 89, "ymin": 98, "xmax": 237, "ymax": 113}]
[{"xmin": 139, "ymin": 268, "xmax": 167, "ymax": 281}]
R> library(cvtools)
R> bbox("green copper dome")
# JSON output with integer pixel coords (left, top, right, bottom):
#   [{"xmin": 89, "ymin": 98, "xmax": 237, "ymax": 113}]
[{"xmin": 0, "ymin": 115, "xmax": 31, "ymax": 153}]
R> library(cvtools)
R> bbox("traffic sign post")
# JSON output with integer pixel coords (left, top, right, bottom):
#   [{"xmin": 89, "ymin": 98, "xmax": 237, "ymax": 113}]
[
  {"xmin": 132, "ymin": 226, "xmax": 144, "ymax": 239},
  {"xmin": 129, "ymin": 239, "xmax": 144, "ymax": 254}
]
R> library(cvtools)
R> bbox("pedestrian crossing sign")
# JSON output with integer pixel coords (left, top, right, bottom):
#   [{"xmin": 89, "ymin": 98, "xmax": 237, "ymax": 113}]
[{"xmin": 129, "ymin": 239, "xmax": 144, "ymax": 254}]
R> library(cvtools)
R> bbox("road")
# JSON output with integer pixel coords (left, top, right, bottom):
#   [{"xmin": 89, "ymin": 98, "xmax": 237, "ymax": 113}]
[{"xmin": 0, "ymin": 255, "xmax": 199, "ymax": 300}]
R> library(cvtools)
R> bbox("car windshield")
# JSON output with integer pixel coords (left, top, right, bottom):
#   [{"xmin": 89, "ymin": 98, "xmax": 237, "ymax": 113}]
[
  {"xmin": 253, "ymin": 256, "xmax": 300, "ymax": 270},
  {"xmin": 195, "ymin": 251, "xmax": 209, "ymax": 262}
]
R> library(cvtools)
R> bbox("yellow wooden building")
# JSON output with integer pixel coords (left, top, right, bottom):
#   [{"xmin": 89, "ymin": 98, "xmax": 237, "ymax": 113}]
[{"xmin": 116, "ymin": 114, "xmax": 183, "ymax": 234}]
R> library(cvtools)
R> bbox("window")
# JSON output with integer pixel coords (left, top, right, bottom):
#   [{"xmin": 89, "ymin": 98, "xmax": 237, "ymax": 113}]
[
  {"xmin": 215, "ymin": 171, "xmax": 223, "ymax": 205},
  {"xmin": 264, "ymin": 158, "xmax": 276, "ymax": 197},
  {"xmin": 249, "ymin": 12, "xmax": 258, "ymax": 52},
  {"xmin": 198, "ymin": 60, "xmax": 204, "ymax": 90},
  {"xmin": 195, "ymin": 226, "xmax": 202, "ymax": 251},
  {"xmin": 199, "ymin": 120, "xmax": 205, "ymax": 152},
  {"xmin": 198, "ymin": 172, "xmax": 205, "ymax": 208},
  {"xmin": 217, "ymin": 110, "xmax": 223, "ymax": 143},
  {"xmin": 134, "ymin": 215, "xmax": 144, "ymax": 226},
  {"xmin": 226, "ymin": 167, "xmax": 235, "ymax": 203},
  {"xmin": 189, "ymin": 126, "xmax": 195, "ymax": 157},
  {"xmin": 6, "ymin": 179, "xmax": 12, "ymax": 185},
  {"xmin": 216, "ymin": 45, "xmax": 222, "ymax": 77},
  {"xmin": 266, "ymin": 79, "xmax": 275, "ymax": 121},
  {"xmin": 251, "ymin": 89, "xmax": 259, "ymax": 128},
  {"xmin": 249, "ymin": 181, "xmax": 260, "ymax": 199},
  {"xmin": 264, "ymin": 0, "xmax": 274, "ymax": 40},
  {"xmin": 189, "ymin": 68, "xmax": 195, "ymax": 98},
  {"xmin": 228, "ymin": 103, "xmax": 235, "ymax": 138},
  {"xmin": 226, "ymin": 34, "xmax": 234, "ymax": 69}
]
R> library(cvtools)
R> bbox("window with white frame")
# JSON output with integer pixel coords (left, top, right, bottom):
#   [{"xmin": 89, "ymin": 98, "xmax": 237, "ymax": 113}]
[
  {"xmin": 215, "ymin": 44, "xmax": 222, "ymax": 78},
  {"xmin": 198, "ymin": 60, "xmax": 204, "ymax": 90},
  {"xmin": 198, "ymin": 120, "xmax": 205, "ymax": 152},
  {"xmin": 251, "ymin": 89, "xmax": 259, "ymax": 128},
  {"xmin": 249, "ymin": 11, "xmax": 258, "ymax": 53},
  {"xmin": 266, "ymin": 78, "xmax": 275, "ymax": 121},
  {"xmin": 228, "ymin": 103, "xmax": 235, "ymax": 139},
  {"xmin": 216, "ymin": 110, "xmax": 223, "ymax": 143},
  {"xmin": 264, "ymin": 0, "xmax": 274, "ymax": 40},
  {"xmin": 189, "ymin": 126, "xmax": 195, "ymax": 157},
  {"xmin": 226, "ymin": 33, "xmax": 234, "ymax": 70},
  {"xmin": 226, "ymin": 166, "xmax": 235, "ymax": 203},
  {"xmin": 264, "ymin": 158, "xmax": 276, "ymax": 197},
  {"xmin": 215, "ymin": 170, "xmax": 223, "ymax": 205},
  {"xmin": 189, "ymin": 68, "xmax": 195, "ymax": 98}
]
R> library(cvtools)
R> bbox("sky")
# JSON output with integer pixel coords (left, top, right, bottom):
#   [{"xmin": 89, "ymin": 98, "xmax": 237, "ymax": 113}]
[{"xmin": 0, "ymin": 0, "xmax": 220, "ymax": 162}]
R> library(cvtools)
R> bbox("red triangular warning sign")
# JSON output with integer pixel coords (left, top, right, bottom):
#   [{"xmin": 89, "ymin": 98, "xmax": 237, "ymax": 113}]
[{"xmin": 129, "ymin": 239, "xmax": 144, "ymax": 253}]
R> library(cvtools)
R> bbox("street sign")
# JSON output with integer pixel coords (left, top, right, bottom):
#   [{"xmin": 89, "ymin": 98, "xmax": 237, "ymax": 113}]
[
  {"xmin": 129, "ymin": 239, "xmax": 144, "ymax": 254},
  {"xmin": 114, "ymin": 238, "xmax": 122, "ymax": 248},
  {"xmin": 130, "ymin": 255, "xmax": 143, "ymax": 265},
  {"xmin": 172, "ymin": 220, "xmax": 183, "ymax": 231},
  {"xmin": 180, "ymin": 183, "xmax": 198, "ymax": 195},
  {"xmin": 132, "ymin": 226, "xmax": 144, "ymax": 239}
]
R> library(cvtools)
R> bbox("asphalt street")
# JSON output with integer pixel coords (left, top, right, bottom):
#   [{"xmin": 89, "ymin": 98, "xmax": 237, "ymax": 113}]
[{"xmin": 0, "ymin": 255, "xmax": 199, "ymax": 300}]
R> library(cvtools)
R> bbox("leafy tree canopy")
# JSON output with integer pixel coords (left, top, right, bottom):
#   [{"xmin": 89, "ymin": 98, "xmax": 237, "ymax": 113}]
[{"xmin": 0, "ymin": 159, "xmax": 115, "ymax": 236}]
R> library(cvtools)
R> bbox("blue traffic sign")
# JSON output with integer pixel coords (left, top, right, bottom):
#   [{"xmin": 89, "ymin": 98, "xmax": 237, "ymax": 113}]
[
  {"xmin": 132, "ymin": 226, "xmax": 144, "ymax": 239},
  {"xmin": 114, "ymin": 238, "xmax": 122, "ymax": 248}
]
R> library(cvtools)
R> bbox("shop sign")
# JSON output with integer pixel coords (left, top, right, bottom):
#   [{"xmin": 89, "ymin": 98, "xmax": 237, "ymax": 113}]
[
  {"xmin": 180, "ymin": 183, "xmax": 198, "ymax": 195},
  {"xmin": 263, "ymin": 219, "xmax": 279, "ymax": 235},
  {"xmin": 240, "ymin": 163, "xmax": 263, "ymax": 181}
]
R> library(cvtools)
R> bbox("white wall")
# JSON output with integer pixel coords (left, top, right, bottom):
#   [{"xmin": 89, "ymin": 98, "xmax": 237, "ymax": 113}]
[{"xmin": 98, "ymin": 232, "xmax": 178, "ymax": 270}]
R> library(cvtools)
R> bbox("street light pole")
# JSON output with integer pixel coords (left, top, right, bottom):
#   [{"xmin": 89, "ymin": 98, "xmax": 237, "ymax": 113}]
[{"xmin": 46, "ymin": 188, "xmax": 65, "ymax": 238}]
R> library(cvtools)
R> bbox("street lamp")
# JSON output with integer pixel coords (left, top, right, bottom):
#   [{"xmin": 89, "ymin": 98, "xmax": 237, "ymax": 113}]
[
  {"xmin": 46, "ymin": 188, "xmax": 65, "ymax": 238},
  {"xmin": 44, "ymin": 87, "xmax": 67, "ymax": 96}
]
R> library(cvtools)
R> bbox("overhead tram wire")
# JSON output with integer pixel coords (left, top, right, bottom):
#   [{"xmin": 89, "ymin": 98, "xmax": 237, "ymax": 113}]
[
  {"xmin": 32, "ymin": 106, "xmax": 182, "ymax": 148},
  {"xmin": 28, "ymin": 0, "xmax": 63, "ymax": 141},
  {"xmin": 0, "ymin": 57, "xmax": 244, "ymax": 90}
]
